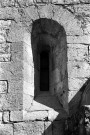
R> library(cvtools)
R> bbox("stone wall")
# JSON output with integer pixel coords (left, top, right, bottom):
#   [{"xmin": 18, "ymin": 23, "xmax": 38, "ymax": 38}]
[{"xmin": 0, "ymin": 0, "xmax": 90, "ymax": 135}]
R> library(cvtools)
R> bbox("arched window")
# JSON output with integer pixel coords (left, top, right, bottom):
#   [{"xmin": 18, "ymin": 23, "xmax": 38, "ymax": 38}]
[{"xmin": 31, "ymin": 18, "xmax": 68, "ymax": 111}]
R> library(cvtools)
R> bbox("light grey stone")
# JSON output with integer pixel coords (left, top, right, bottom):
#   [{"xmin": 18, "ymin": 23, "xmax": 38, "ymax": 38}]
[
  {"xmin": 0, "ymin": 54, "xmax": 11, "ymax": 62},
  {"xmin": 0, "ymin": 43, "xmax": 10, "ymax": 54},
  {"xmin": 10, "ymin": 111, "xmax": 23, "ymax": 122},
  {"xmin": 0, "ymin": 35, "xmax": 5, "ymax": 43},
  {"xmin": 52, "ymin": 0, "xmax": 64, "ymax": 4},
  {"xmin": 0, "ymin": 112, "xmax": 2, "ymax": 123},
  {"xmin": 23, "ymin": 110, "xmax": 48, "ymax": 121},
  {"xmin": 68, "ymin": 77, "xmax": 87, "ymax": 91},
  {"xmin": 23, "ymin": 94, "xmax": 33, "ymax": 111},
  {"xmin": 0, "ymin": 124, "xmax": 13, "ymax": 135},
  {"xmin": 14, "ymin": 121, "xmax": 44, "ymax": 135},
  {"xmin": 67, "ymin": 35, "xmax": 90, "ymax": 44},
  {"xmin": 3, "ymin": 111, "xmax": 9, "ymax": 122},
  {"xmin": 0, "ymin": 81, "xmax": 8, "ymax": 93},
  {"xmin": 38, "ymin": 4, "xmax": 53, "ymax": 19}
]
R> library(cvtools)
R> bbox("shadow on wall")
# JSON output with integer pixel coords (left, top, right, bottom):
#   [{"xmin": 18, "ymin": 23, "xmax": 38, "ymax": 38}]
[{"xmin": 66, "ymin": 78, "xmax": 90, "ymax": 135}]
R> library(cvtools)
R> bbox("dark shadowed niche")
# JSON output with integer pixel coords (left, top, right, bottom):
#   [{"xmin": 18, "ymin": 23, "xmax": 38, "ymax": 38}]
[{"xmin": 31, "ymin": 18, "xmax": 68, "ymax": 113}]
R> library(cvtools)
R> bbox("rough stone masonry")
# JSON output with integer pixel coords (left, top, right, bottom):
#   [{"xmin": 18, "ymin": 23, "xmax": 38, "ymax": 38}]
[{"xmin": 0, "ymin": 0, "xmax": 90, "ymax": 135}]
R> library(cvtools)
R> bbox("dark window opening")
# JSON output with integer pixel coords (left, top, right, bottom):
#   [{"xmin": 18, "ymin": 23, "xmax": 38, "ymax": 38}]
[{"xmin": 40, "ymin": 51, "xmax": 49, "ymax": 91}]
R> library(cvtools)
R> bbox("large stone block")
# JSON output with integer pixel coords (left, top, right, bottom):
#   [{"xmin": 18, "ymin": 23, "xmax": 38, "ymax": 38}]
[
  {"xmin": 0, "ymin": 80, "xmax": 8, "ymax": 93},
  {"xmin": 0, "ymin": 93, "xmax": 23, "ymax": 111},
  {"xmin": 25, "ymin": 6, "xmax": 39, "ymax": 21},
  {"xmin": 68, "ymin": 77, "xmax": 87, "ymax": 91},
  {"xmin": 67, "ymin": 35, "xmax": 90, "ymax": 44},
  {"xmin": 10, "ymin": 111, "xmax": 23, "ymax": 122},
  {"xmin": 68, "ymin": 60, "xmax": 90, "ymax": 78},
  {"xmin": 0, "ymin": 20, "xmax": 11, "ymax": 29},
  {"xmin": 38, "ymin": 4, "xmax": 53, "ymax": 19},
  {"xmin": 17, "ymin": 0, "xmax": 34, "ymax": 6},
  {"xmin": 8, "ymin": 80, "xmax": 23, "ymax": 93},
  {"xmin": 66, "ymin": 17, "xmax": 83, "ymax": 36},
  {"xmin": 7, "ymin": 24, "xmax": 24, "ymax": 42},
  {"xmin": 23, "ymin": 110, "xmax": 48, "ymax": 121},
  {"xmin": 0, "ymin": 124, "xmax": 13, "ymax": 135},
  {"xmin": 0, "ymin": 0, "xmax": 15, "ymax": 7},
  {"xmin": 53, "ymin": 6, "xmax": 83, "ymax": 35},
  {"xmin": 14, "ymin": 121, "xmax": 44, "ymax": 135}
]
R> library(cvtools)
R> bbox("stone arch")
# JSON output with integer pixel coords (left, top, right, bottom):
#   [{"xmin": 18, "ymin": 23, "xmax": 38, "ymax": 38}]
[{"xmin": 31, "ymin": 18, "xmax": 68, "ymax": 112}]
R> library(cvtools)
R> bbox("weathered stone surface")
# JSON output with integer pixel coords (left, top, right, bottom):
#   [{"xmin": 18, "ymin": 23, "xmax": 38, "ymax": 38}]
[
  {"xmin": 10, "ymin": 111, "xmax": 23, "ymax": 122},
  {"xmin": 7, "ymin": 23, "xmax": 24, "ymax": 42},
  {"xmin": 0, "ymin": 43, "xmax": 10, "ymax": 54},
  {"xmin": 68, "ymin": 60, "xmax": 90, "ymax": 78},
  {"xmin": 52, "ymin": 0, "xmax": 64, "ymax": 4},
  {"xmin": 0, "ymin": 112, "xmax": 2, "ymax": 123},
  {"xmin": 64, "ymin": 0, "xmax": 80, "ymax": 4},
  {"xmin": 10, "ymin": 110, "xmax": 48, "ymax": 121},
  {"xmin": 3, "ymin": 111, "xmax": 9, "ymax": 122},
  {"xmin": 0, "ymin": 81, "xmax": 8, "ymax": 93},
  {"xmin": 0, "ymin": 20, "xmax": 11, "ymax": 29},
  {"xmin": 45, "ymin": 121, "xmax": 52, "ymax": 135},
  {"xmin": 0, "ymin": 34, "xmax": 5, "ymax": 43},
  {"xmin": 17, "ymin": 0, "xmax": 34, "ymax": 6},
  {"xmin": 68, "ymin": 78, "xmax": 87, "ymax": 91},
  {"xmin": 67, "ymin": 35, "xmax": 90, "ymax": 44},
  {"xmin": 68, "ymin": 45, "xmax": 88, "ymax": 61},
  {"xmin": 14, "ymin": 121, "xmax": 44, "ymax": 135},
  {"xmin": 0, "ymin": 124, "xmax": 13, "ymax": 135},
  {"xmin": 0, "ymin": 93, "xmax": 23, "ymax": 111},
  {"xmin": 23, "ymin": 110, "xmax": 48, "ymax": 121},
  {"xmin": 0, "ymin": 54, "xmax": 11, "ymax": 62},
  {"xmin": 23, "ymin": 94, "xmax": 33, "ymax": 111},
  {"xmin": 0, "ymin": 0, "xmax": 15, "ymax": 7},
  {"xmin": 25, "ymin": 6, "xmax": 39, "ymax": 21},
  {"xmin": 38, "ymin": 4, "xmax": 53, "ymax": 19}
]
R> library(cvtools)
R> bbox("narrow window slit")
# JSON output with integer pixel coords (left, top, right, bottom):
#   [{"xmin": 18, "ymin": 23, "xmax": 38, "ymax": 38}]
[{"xmin": 40, "ymin": 51, "xmax": 49, "ymax": 91}]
